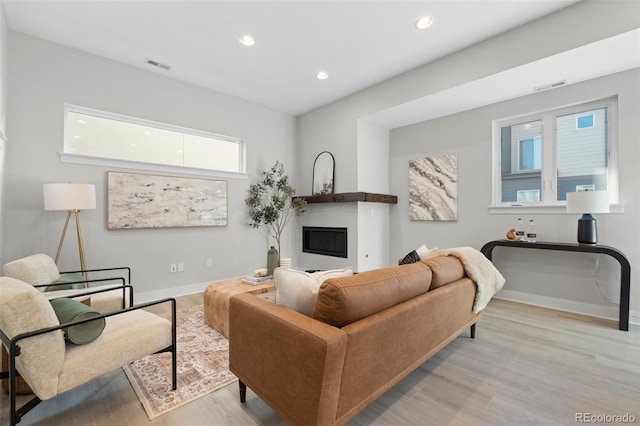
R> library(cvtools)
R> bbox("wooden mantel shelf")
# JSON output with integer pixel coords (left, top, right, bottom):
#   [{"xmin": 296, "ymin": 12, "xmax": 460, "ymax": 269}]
[{"xmin": 294, "ymin": 192, "xmax": 397, "ymax": 204}]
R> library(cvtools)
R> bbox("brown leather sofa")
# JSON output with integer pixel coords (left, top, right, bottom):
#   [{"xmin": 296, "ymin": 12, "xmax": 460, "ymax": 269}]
[{"xmin": 229, "ymin": 255, "xmax": 481, "ymax": 426}]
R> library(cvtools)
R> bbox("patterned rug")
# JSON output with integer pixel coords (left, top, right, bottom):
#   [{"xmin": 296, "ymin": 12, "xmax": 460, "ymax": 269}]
[{"xmin": 122, "ymin": 305, "xmax": 237, "ymax": 420}]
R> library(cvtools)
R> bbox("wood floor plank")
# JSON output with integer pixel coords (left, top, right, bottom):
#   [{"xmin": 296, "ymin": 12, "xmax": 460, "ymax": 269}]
[{"xmin": 1, "ymin": 297, "xmax": 638, "ymax": 425}]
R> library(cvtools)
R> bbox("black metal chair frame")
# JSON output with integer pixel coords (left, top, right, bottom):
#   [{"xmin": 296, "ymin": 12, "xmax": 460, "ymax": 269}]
[
  {"xmin": 0, "ymin": 284, "xmax": 177, "ymax": 425},
  {"xmin": 60, "ymin": 266, "xmax": 132, "ymax": 285},
  {"xmin": 34, "ymin": 266, "xmax": 133, "ymax": 310}
]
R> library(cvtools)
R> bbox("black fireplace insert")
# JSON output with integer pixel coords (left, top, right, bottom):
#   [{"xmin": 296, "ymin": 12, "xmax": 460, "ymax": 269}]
[{"xmin": 302, "ymin": 226, "xmax": 348, "ymax": 258}]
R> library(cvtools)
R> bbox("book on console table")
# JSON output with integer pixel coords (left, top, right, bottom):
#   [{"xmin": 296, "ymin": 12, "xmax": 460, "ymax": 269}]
[{"xmin": 242, "ymin": 275, "xmax": 273, "ymax": 285}]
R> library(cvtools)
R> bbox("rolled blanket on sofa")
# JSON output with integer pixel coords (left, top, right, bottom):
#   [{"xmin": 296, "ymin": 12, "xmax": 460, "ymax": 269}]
[{"xmin": 422, "ymin": 246, "xmax": 505, "ymax": 313}]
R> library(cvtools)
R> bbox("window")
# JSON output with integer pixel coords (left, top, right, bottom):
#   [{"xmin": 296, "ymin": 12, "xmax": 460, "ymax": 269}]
[
  {"xmin": 493, "ymin": 98, "xmax": 617, "ymax": 207},
  {"xmin": 63, "ymin": 105, "xmax": 246, "ymax": 176}
]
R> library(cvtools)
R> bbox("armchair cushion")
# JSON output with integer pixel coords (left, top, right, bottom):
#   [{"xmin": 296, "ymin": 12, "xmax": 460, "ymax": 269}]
[
  {"xmin": 50, "ymin": 298, "xmax": 106, "ymax": 344},
  {"xmin": 2, "ymin": 253, "xmax": 60, "ymax": 285},
  {"xmin": 57, "ymin": 309, "xmax": 173, "ymax": 394},
  {"xmin": 0, "ymin": 277, "xmax": 65, "ymax": 399}
]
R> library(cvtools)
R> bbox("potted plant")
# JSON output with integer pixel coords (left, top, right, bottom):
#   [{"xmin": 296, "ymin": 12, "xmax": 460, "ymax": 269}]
[{"xmin": 245, "ymin": 161, "xmax": 306, "ymax": 268}]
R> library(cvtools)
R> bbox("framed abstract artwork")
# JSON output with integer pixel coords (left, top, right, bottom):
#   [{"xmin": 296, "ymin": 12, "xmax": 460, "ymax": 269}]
[
  {"xmin": 409, "ymin": 154, "xmax": 457, "ymax": 221},
  {"xmin": 107, "ymin": 171, "xmax": 228, "ymax": 229}
]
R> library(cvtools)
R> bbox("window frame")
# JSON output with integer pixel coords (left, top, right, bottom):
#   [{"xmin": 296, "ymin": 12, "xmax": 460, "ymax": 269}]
[
  {"xmin": 491, "ymin": 97, "xmax": 618, "ymax": 211},
  {"xmin": 61, "ymin": 104, "xmax": 247, "ymax": 179}
]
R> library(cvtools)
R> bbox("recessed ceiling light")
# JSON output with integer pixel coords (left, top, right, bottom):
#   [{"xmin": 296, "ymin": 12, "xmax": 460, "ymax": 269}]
[
  {"xmin": 415, "ymin": 16, "xmax": 434, "ymax": 29},
  {"xmin": 317, "ymin": 71, "xmax": 329, "ymax": 80},
  {"xmin": 239, "ymin": 35, "xmax": 255, "ymax": 46}
]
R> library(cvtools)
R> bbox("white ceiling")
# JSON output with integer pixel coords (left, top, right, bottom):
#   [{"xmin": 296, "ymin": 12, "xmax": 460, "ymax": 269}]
[
  {"xmin": 366, "ymin": 28, "xmax": 640, "ymax": 129},
  {"xmin": 2, "ymin": 0, "xmax": 581, "ymax": 116}
]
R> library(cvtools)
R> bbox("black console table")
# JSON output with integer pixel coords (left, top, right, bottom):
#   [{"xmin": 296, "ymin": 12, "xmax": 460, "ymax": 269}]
[{"xmin": 480, "ymin": 240, "xmax": 631, "ymax": 331}]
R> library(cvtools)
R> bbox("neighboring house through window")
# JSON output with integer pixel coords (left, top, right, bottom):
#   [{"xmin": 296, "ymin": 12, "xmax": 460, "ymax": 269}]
[{"xmin": 493, "ymin": 97, "xmax": 617, "ymax": 207}]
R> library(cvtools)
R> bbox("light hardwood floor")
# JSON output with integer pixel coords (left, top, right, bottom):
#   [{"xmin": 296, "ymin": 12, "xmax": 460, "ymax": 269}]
[{"xmin": 2, "ymin": 294, "xmax": 639, "ymax": 426}]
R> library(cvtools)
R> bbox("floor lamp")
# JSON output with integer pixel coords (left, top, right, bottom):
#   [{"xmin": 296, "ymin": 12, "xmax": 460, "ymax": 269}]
[{"xmin": 43, "ymin": 183, "xmax": 96, "ymax": 280}]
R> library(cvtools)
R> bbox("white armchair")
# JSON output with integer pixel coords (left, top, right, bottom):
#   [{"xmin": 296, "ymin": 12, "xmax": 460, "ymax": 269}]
[
  {"xmin": 0, "ymin": 276, "xmax": 176, "ymax": 425},
  {"xmin": 3, "ymin": 253, "xmax": 131, "ymax": 313}
]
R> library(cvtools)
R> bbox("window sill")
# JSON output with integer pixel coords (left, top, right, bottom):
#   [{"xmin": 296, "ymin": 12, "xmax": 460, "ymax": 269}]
[
  {"xmin": 60, "ymin": 153, "xmax": 248, "ymax": 180},
  {"xmin": 489, "ymin": 203, "xmax": 623, "ymax": 215}
]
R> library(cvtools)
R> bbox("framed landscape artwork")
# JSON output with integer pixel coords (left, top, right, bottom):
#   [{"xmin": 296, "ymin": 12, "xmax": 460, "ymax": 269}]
[
  {"xmin": 107, "ymin": 171, "xmax": 228, "ymax": 229},
  {"xmin": 409, "ymin": 154, "xmax": 458, "ymax": 221}
]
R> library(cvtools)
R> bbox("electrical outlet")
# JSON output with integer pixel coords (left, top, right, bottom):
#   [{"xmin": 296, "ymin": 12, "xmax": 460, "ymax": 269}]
[
  {"xmin": 178, "ymin": 262, "xmax": 184, "ymax": 272},
  {"xmin": 206, "ymin": 259, "xmax": 213, "ymax": 268},
  {"xmin": 170, "ymin": 264, "xmax": 177, "ymax": 273}
]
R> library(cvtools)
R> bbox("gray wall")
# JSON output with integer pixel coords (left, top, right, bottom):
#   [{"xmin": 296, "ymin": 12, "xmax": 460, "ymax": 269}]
[
  {"xmin": 0, "ymin": 6, "xmax": 7, "ymax": 264},
  {"xmin": 3, "ymin": 32, "xmax": 298, "ymax": 300},
  {"xmin": 297, "ymin": 1, "xmax": 640, "ymax": 321}
]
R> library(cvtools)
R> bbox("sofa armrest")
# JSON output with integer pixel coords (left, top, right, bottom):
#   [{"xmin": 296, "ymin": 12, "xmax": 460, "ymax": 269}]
[{"xmin": 229, "ymin": 293, "xmax": 348, "ymax": 426}]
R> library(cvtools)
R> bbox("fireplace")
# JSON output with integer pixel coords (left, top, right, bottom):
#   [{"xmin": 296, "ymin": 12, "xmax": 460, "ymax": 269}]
[{"xmin": 302, "ymin": 227, "xmax": 348, "ymax": 258}]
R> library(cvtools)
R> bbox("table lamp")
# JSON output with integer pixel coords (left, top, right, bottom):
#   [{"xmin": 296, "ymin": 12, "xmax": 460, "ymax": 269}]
[
  {"xmin": 43, "ymin": 183, "xmax": 96, "ymax": 274},
  {"xmin": 566, "ymin": 190, "xmax": 609, "ymax": 245}
]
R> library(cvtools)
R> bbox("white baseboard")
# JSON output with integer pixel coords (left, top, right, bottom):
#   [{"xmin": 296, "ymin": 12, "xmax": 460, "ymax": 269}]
[
  {"xmin": 495, "ymin": 289, "xmax": 640, "ymax": 326},
  {"xmin": 135, "ymin": 281, "xmax": 212, "ymax": 304}
]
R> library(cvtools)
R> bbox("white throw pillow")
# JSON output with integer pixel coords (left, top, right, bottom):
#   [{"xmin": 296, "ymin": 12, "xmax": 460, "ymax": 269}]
[{"xmin": 274, "ymin": 267, "xmax": 354, "ymax": 316}]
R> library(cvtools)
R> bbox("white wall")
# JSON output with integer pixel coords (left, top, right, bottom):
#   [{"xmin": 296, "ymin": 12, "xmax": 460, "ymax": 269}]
[
  {"xmin": 297, "ymin": 1, "xmax": 640, "ymax": 322},
  {"xmin": 357, "ymin": 119, "xmax": 391, "ymax": 271},
  {"xmin": 357, "ymin": 119, "xmax": 389, "ymax": 194},
  {"xmin": 3, "ymin": 32, "xmax": 297, "ymax": 300},
  {"xmin": 298, "ymin": 203, "xmax": 357, "ymax": 271},
  {"xmin": 357, "ymin": 203, "xmax": 389, "ymax": 272}
]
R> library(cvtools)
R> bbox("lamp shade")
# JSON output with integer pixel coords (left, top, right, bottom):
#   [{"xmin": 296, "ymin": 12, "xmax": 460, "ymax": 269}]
[
  {"xmin": 566, "ymin": 190, "xmax": 609, "ymax": 214},
  {"xmin": 43, "ymin": 183, "xmax": 96, "ymax": 211}
]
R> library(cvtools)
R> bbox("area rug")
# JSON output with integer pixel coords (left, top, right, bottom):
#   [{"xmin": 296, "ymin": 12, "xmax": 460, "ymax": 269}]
[{"xmin": 122, "ymin": 305, "xmax": 237, "ymax": 420}]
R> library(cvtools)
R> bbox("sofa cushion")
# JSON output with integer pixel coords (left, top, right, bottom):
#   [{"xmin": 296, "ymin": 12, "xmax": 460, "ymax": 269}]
[
  {"xmin": 420, "ymin": 256, "xmax": 465, "ymax": 290},
  {"xmin": 274, "ymin": 267, "xmax": 354, "ymax": 316},
  {"xmin": 312, "ymin": 262, "xmax": 432, "ymax": 327}
]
